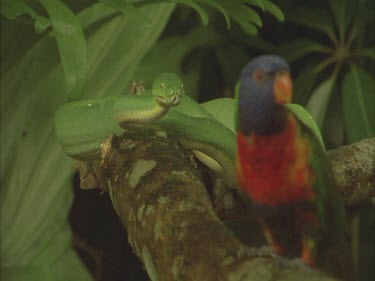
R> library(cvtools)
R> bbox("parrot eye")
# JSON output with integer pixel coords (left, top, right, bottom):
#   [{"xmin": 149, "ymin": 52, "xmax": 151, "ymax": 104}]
[{"xmin": 253, "ymin": 70, "xmax": 267, "ymax": 83}]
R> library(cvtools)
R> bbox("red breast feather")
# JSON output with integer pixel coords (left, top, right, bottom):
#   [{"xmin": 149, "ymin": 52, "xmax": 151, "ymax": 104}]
[{"xmin": 236, "ymin": 115, "xmax": 315, "ymax": 207}]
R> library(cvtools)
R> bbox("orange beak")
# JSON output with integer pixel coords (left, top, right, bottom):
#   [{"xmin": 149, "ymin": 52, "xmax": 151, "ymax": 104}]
[{"xmin": 274, "ymin": 72, "xmax": 292, "ymax": 104}]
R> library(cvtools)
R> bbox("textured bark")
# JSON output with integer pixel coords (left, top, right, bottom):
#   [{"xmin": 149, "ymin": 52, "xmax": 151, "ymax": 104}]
[
  {"xmin": 98, "ymin": 127, "xmax": 347, "ymax": 281},
  {"xmin": 328, "ymin": 137, "xmax": 375, "ymax": 207}
]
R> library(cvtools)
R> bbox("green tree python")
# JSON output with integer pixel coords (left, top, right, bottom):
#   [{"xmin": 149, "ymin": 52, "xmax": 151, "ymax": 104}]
[{"xmin": 54, "ymin": 73, "xmax": 322, "ymax": 189}]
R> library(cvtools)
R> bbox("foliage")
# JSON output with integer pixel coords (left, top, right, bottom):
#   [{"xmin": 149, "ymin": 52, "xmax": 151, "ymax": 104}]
[
  {"xmin": 1, "ymin": 0, "xmax": 373, "ymax": 280},
  {"xmin": 0, "ymin": 0, "xmax": 282, "ymax": 280}
]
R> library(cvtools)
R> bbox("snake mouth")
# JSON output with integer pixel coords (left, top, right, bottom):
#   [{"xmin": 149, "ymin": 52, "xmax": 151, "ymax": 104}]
[
  {"xmin": 169, "ymin": 91, "xmax": 181, "ymax": 106},
  {"xmin": 171, "ymin": 94, "xmax": 181, "ymax": 105},
  {"xmin": 155, "ymin": 93, "xmax": 181, "ymax": 107}
]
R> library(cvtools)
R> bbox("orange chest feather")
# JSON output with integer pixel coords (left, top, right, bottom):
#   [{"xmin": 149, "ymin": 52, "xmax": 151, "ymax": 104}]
[{"xmin": 236, "ymin": 117, "xmax": 315, "ymax": 206}]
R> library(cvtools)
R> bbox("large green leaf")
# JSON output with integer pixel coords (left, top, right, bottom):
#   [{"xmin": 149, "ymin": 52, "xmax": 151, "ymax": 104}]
[
  {"xmin": 283, "ymin": 1, "xmax": 335, "ymax": 42},
  {"xmin": 1, "ymin": 2, "xmax": 175, "ymax": 280},
  {"xmin": 287, "ymin": 104, "xmax": 325, "ymax": 149},
  {"xmin": 342, "ymin": 66, "xmax": 375, "ymax": 143},
  {"xmin": 322, "ymin": 85, "xmax": 344, "ymax": 149},
  {"xmin": 347, "ymin": 0, "xmax": 374, "ymax": 47},
  {"xmin": 99, "ymin": 0, "xmax": 152, "ymax": 26},
  {"xmin": 306, "ymin": 74, "xmax": 337, "ymax": 129},
  {"xmin": 354, "ymin": 48, "xmax": 375, "ymax": 62},
  {"xmin": 292, "ymin": 65, "xmax": 318, "ymax": 105},
  {"xmin": 201, "ymin": 98, "xmax": 237, "ymax": 132},
  {"xmin": 278, "ymin": 39, "xmax": 331, "ymax": 63},
  {"xmin": 0, "ymin": 0, "xmax": 51, "ymax": 33},
  {"xmin": 140, "ymin": 0, "xmax": 283, "ymax": 34},
  {"xmin": 262, "ymin": 0, "xmax": 284, "ymax": 21},
  {"xmin": 39, "ymin": 0, "xmax": 87, "ymax": 100},
  {"xmin": 328, "ymin": 0, "xmax": 352, "ymax": 42}
]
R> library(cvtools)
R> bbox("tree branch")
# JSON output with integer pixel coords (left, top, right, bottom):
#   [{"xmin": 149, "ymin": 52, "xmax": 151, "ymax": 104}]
[
  {"xmin": 328, "ymin": 137, "xmax": 375, "ymax": 207},
  {"xmin": 97, "ymin": 127, "xmax": 348, "ymax": 281}
]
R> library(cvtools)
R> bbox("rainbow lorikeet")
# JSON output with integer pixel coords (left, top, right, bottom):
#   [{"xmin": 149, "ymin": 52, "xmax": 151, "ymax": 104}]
[{"xmin": 236, "ymin": 55, "xmax": 355, "ymax": 280}]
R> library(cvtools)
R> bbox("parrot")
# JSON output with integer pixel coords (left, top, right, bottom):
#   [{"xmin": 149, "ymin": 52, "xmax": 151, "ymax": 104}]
[{"xmin": 236, "ymin": 55, "xmax": 355, "ymax": 280}]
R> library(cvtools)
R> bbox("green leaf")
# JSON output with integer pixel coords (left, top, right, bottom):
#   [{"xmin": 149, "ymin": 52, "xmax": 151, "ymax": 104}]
[
  {"xmin": 201, "ymin": 98, "xmax": 237, "ymax": 132},
  {"xmin": 1, "ymin": 0, "xmax": 52, "ymax": 33},
  {"xmin": 80, "ymin": 3, "xmax": 176, "ymax": 98},
  {"xmin": 99, "ymin": 0, "xmax": 152, "ymax": 26},
  {"xmin": 322, "ymin": 85, "xmax": 344, "ymax": 149},
  {"xmin": 1, "ymin": 0, "xmax": 37, "ymax": 19},
  {"xmin": 34, "ymin": 16, "xmax": 51, "ymax": 34},
  {"xmin": 342, "ymin": 66, "xmax": 375, "ymax": 143},
  {"xmin": 353, "ymin": 48, "xmax": 375, "ymax": 62},
  {"xmin": 39, "ymin": 0, "xmax": 87, "ymax": 100},
  {"xmin": 241, "ymin": 0, "xmax": 284, "ymax": 21},
  {"xmin": 243, "ymin": 0, "xmax": 265, "ymax": 10},
  {"xmin": 285, "ymin": 3, "xmax": 336, "ymax": 43},
  {"xmin": 1, "ymin": 2, "xmax": 174, "ymax": 279},
  {"xmin": 293, "ymin": 65, "xmax": 318, "ymax": 105},
  {"xmin": 306, "ymin": 74, "xmax": 337, "ymax": 129},
  {"xmin": 278, "ymin": 39, "xmax": 331, "ymax": 63},
  {"xmin": 328, "ymin": 0, "xmax": 349, "ymax": 42},
  {"xmin": 262, "ymin": 0, "xmax": 284, "ymax": 21},
  {"xmin": 174, "ymin": 0, "xmax": 209, "ymax": 26},
  {"xmin": 77, "ymin": 2, "xmax": 118, "ymax": 30},
  {"xmin": 141, "ymin": 0, "xmax": 209, "ymax": 26},
  {"xmin": 354, "ymin": 0, "xmax": 374, "ymax": 44},
  {"xmin": 202, "ymin": 0, "xmax": 231, "ymax": 28},
  {"xmin": 287, "ymin": 104, "xmax": 325, "ymax": 149},
  {"xmin": 214, "ymin": 0, "xmax": 258, "ymax": 34},
  {"xmin": 2, "ymin": 266, "xmax": 70, "ymax": 281}
]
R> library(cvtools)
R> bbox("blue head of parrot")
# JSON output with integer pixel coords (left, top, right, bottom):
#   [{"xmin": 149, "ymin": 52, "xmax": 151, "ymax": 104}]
[{"xmin": 238, "ymin": 55, "xmax": 292, "ymax": 136}]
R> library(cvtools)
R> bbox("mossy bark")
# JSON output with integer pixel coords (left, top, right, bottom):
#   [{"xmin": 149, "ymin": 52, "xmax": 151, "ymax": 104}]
[{"xmin": 328, "ymin": 137, "xmax": 375, "ymax": 207}]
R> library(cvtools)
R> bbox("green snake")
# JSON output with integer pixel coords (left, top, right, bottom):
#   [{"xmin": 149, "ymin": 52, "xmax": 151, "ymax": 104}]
[
  {"xmin": 54, "ymin": 73, "xmax": 237, "ymax": 188},
  {"xmin": 54, "ymin": 72, "xmax": 322, "ymax": 189}
]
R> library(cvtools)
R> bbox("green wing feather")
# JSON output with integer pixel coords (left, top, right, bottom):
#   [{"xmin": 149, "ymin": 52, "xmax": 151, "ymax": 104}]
[{"xmin": 295, "ymin": 111, "xmax": 355, "ymax": 280}]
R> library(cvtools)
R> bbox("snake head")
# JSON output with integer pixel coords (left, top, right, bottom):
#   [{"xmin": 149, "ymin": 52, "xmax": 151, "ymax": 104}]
[{"xmin": 153, "ymin": 73, "xmax": 184, "ymax": 107}]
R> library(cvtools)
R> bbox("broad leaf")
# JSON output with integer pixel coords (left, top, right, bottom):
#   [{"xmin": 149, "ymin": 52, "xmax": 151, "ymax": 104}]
[
  {"xmin": 0, "ymin": 0, "xmax": 51, "ymax": 33},
  {"xmin": 173, "ymin": 0, "xmax": 209, "ymax": 26},
  {"xmin": 283, "ymin": 1, "xmax": 335, "ymax": 41},
  {"xmin": 328, "ymin": 0, "xmax": 352, "ymax": 42},
  {"xmin": 287, "ymin": 104, "xmax": 325, "ymax": 149},
  {"xmin": 39, "ymin": 0, "xmax": 87, "ymax": 100},
  {"xmin": 1, "ymin": 2, "xmax": 174, "ymax": 280},
  {"xmin": 322, "ymin": 85, "xmax": 344, "ymax": 149},
  {"xmin": 354, "ymin": 48, "xmax": 375, "ymax": 62},
  {"xmin": 262, "ymin": 0, "xmax": 284, "ymax": 21},
  {"xmin": 278, "ymin": 39, "xmax": 331, "ymax": 63},
  {"xmin": 306, "ymin": 74, "xmax": 337, "ymax": 129},
  {"xmin": 293, "ymin": 65, "xmax": 318, "ymax": 105},
  {"xmin": 99, "ymin": 0, "xmax": 152, "ymax": 26},
  {"xmin": 201, "ymin": 98, "xmax": 237, "ymax": 132},
  {"xmin": 342, "ymin": 66, "xmax": 375, "ymax": 143},
  {"xmin": 202, "ymin": 0, "xmax": 231, "ymax": 28}
]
